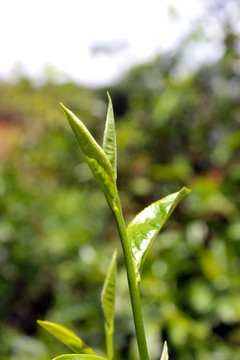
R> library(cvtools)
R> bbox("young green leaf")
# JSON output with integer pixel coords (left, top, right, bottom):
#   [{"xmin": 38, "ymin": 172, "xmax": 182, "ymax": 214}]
[
  {"xmin": 101, "ymin": 249, "xmax": 117, "ymax": 360},
  {"xmin": 101, "ymin": 249, "xmax": 117, "ymax": 330},
  {"xmin": 127, "ymin": 187, "xmax": 190, "ymax": 277},
  {"xmin": 160, "ymin": 341, "xmax": 169, "ymax": 360},
  {"xmin": 37, "ymin": 320, "xmax": 95, "ymax": 355},
  {"xmin": 60, "ymin": 104, "xmax": 117, "ymax": 210},
  {"xmin": 103, "ymin": 93, "xmax": 117, "ymax": 180},
  {"xmin": 53, "ymin": 355, "xmax": 107, "ymax": 360}
]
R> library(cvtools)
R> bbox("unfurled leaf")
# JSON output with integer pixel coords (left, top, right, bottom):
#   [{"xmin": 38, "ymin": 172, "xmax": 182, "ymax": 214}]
[
  {"xmin": 37, "ymin": 320, "xmax": 95, "ymax": 355},
  {"xmin": 60, "ymin": 104, "xmax": 117, "ymax": 209},
  {"xmin": 103, "ymin": 93, "xmax": 117, "ymax": 180},
  {"xmin": 127, "ymin": 187, "xmax": 190, "ymax": 276},
  {"xmin": 53, "ymin": 355, "xmax": 107, "ymax": 360},
  {"xmin": 101, "ymin": 249, "xmax": 117, "ymax": 360},
  {"xmin": 160, "ymin": 341, "xmax": 169, "ymax": 360}
]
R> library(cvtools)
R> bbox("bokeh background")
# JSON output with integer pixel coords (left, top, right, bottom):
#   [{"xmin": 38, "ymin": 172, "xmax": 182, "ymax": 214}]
[{"xmin": 1, "ymin": 1, "xmax": 240, "ymax": 359}]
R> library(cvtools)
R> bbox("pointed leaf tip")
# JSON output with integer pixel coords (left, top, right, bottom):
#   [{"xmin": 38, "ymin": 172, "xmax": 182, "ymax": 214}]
[
  {"xmin": 160, "ymin": 341, "xmax": 169, "ymax": 360},
  {"xmin": 59, "ymin": 102, "xmax": 68, "ymax": 116},
  {"xmin": 103, "ymin": 93, "xmax": 117, "ymax": 180}
]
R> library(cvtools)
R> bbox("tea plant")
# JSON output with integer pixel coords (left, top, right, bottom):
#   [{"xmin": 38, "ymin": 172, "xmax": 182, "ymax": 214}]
[{"xmin": 38, "ymin": 94, "xmax": 190, "ymax": 360}]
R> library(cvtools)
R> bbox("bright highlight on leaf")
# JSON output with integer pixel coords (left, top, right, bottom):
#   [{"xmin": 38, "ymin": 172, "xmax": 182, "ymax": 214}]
[
  {"xmin": 103, "ymin": 93, "xmax": 117, "ymax": 180},
  {"xmin": 160, "ymin": 341, "xmax": 169, "ymax": 360},
  {"xmin": 60, "ymin": 103, "xmax": 117, "ymax": 209},
  {"xmin": 127, "ymin": 187, "xmax": 190, "ymax": 276},
  {"xmin": 53, "ymin": 355, "xmax": 108, "ymax": 360},
  {"xmin": 37, "ymin": 320, "xmax": 95, "ymax": 355}
]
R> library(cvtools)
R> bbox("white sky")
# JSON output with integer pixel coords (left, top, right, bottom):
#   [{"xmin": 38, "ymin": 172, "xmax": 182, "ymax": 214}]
[{"xmin": 1, "ymin": 0, "xmax": 206, "ymax": 87}]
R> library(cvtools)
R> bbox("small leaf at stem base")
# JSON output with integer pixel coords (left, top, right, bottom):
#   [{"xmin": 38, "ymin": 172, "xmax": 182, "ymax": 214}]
[
  {"xmin": 37, "ymin": 320, "xmax": 95, "ymax": 355},
  {"xmin": 53, "ymin": 355, "xmax": 108, "ymax": 360},
  {"xmin": 101, "ymin": 249, "xmax": 117, "ymax": 360}
]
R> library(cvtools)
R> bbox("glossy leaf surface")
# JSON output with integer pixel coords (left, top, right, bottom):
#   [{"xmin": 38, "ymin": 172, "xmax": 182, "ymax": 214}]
[
  {"xmin": 160, "ymin": 341, "xmax": 169, "ymax": 360},
  {"xmin": 37, "ymin": 320, "xmax": 95, "ymax": 355},
  {"xmin": 103, "ymin": 93, "xmax": 117, "ymax": 180},
  {"xmin": 127, "ymin": 187, "xmax": 190, "ymax": 275},
  {"xmin": 53, "ymin": 355, "xmax": 107, "ymax": 360},
  {"xmin": 60, "ymin": 104, "xmax": 116, "ymax": 209}
]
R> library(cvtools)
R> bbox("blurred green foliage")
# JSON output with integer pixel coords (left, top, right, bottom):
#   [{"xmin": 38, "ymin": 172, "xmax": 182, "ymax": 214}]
[{"xmin": 1, "ymin": 4, "xmax": 240, "ymax": 359}]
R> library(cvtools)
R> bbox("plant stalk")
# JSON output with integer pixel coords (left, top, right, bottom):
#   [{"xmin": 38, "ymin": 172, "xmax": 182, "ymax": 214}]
[
  {"xmin": 105, "ymin": 325, "xmax": 113, "ymax": 360},
  {"xmin": 113, "ymin": 195, "xmax": 149, "ymax": 360}
]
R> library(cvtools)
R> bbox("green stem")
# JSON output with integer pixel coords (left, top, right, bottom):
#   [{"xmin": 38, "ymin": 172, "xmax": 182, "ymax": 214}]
[
  {"xmin": 113, "ymin": 195, "xmax": 149, "ymax": 360},
  {"xmin": 105, "ymin": 325, "xmax": 113, "ymax": 360}
]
